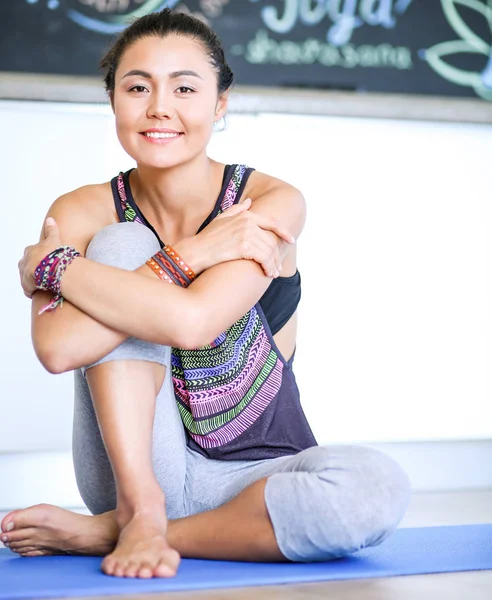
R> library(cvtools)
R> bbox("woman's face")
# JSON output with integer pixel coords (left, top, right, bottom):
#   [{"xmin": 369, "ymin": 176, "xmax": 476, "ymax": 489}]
[{"xmin": 113, "ymin": 34, "xmax": 227, "ymax": 169}]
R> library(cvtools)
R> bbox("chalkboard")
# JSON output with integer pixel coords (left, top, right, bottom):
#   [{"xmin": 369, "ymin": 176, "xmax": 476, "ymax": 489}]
[{"xmin": 1, "ymin": 1, "xmax": 491, "ymax": 101}]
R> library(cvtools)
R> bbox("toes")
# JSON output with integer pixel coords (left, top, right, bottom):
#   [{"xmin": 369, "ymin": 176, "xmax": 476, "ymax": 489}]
[
  {"xmin": 122, "ymin": 561, "xmax": 154, "ymax": 579},
  {"xmin": 137, "ymin": 564, "xmax": 154, "ymax": 579},
  {"xmin": 168, "ymin": 548, "xmax": 180, "ymax": 570},
  {"xmin": 114, "ymin": 564, "xmax": 126, "ymax": 578},
  {"xmin": 101, "ymin": 557, "xmax": 117, "ymax": 576},
  {"xmin": 1, "ymin": 512, "xmax": 18, "ymax": 533},
  {"xmin": 2, "ymin": 527, "xmax": 37, "ymax": 546},
  {"xmin": 8, "ymin": 540, "xmax": 34, "ymax": 551},
  {"xmin": 9, "ymin": 545, "xmax": 39, "ymax": 555},
  {"xmin": 1, "ymin": 504, "xmax": 53, "ymax": 534},
  {"xmin": 154, "ymin": 560, "xmax": 176, "ymax": 578},
  {"xmin": 1, "ymin": 508, "xmax": 36, "ymax": 534},
  {"xmin": 6, "ymin": 542, "xmax": 54, "ymax": 557},
  {"xmin": 124, "ymin": 562, "xmax": 140, "ymax": 578},
  {"xmin": 8, "ymin": 539, "xmax": 50, "ymax": 553},
  {"xmin": 19, "ymin": 550, "xmax": 46, "ymax": 558}
]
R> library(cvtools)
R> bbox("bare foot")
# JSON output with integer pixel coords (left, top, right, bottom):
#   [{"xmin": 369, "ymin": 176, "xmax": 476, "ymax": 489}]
[
  {"xmin": 0, "ymin": 504, "xmax": 118, "ymax": 557},
  {"xmin": 101, "ymin": 508, "xmax": 180, "ymax": 579}
]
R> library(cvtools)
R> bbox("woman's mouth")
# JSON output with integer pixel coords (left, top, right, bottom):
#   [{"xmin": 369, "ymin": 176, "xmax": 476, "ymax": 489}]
[
  {"xmin": 142, "ymin": 131, "xmax": 182, "ymax": 139},
  {"xmin": 140, "ymin": 131, "xmax": 184, "ymax": 144}
]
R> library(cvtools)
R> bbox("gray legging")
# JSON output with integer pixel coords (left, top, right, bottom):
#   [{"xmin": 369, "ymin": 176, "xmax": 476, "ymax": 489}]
[{"xmin": 72, "ymin": 222, "xmax": 412, "ymax": 562}]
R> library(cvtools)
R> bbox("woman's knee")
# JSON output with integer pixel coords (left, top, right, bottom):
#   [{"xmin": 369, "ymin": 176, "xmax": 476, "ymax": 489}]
[
  {"xmin": 313, "ymin": 444, "xmax": 412, "ymax": 543},
  {"xmin": 286, "ymin": 444, "xmax": 412, "ymax": 518},
  {"xmin": 80, "ymin": 339, "xmax": 171, "ymax": 378},
  {"xmin": 334, "ymin": 445, "xmax": 412, "ymax": 548},
  {"xmin": 264, "ymin": 444, "xmax": 412, "ymax": 562},
  {"xmin": 85, "ymin": 222, "xmax": 161, "ymax": 270},
  {"xmin": 79, "ymin": 223, "xmax": 169, "ymax": 376}
]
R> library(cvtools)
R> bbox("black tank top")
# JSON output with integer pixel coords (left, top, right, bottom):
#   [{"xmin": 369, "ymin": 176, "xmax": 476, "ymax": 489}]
[
  {"xmin": 111, "ymin": 165, "xmax": 301, "ymax": 335},
  {"xmin": 110, "ymin": 164, "xmax": 317, "ymax": 460}
]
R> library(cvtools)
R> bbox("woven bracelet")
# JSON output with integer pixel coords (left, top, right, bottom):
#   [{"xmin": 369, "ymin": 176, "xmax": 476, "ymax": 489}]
[
  {"xmin": 146, "ymin": 244, "xmax": 196, "ymax": 288},
  {"xmin": 34, "ymin": 246, "xmax": 82, "ymax": 314}
]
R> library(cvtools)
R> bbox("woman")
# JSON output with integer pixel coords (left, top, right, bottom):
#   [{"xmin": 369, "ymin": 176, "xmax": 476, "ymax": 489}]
[{"xmin": 2, "ymin": 9, "xmax": 411, "ymax": 580}]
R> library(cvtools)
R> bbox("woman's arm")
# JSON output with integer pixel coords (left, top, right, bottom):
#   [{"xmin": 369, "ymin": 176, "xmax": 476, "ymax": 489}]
[
  {"xmin": 28, "ymin": 183, "xmax": 298, "ymax": 373},
  {"xmin": 31, "ymin": 290, "xmax": 128, "ymax": 374},
  {"xmin": 30, "ymin": 188, "xmax": 133, "ymax": 374},
  {"xmin": 57, "ymin": 182, "xmax": 305, "ymax": 350}
]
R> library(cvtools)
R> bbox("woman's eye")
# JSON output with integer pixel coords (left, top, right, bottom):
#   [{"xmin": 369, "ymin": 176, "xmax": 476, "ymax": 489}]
[
  {"xmin": 129, "ymin": 85, "xmax": 148, "ymax": 93},
  {"xmin": 176, "ymin": 86, "xmax": 194, "ymax": 94}
]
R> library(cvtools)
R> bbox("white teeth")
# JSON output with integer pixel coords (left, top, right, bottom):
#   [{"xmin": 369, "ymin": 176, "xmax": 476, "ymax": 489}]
[{"xmin": 144, "ymin": 132, "xmax": 180, "ymax": 139}]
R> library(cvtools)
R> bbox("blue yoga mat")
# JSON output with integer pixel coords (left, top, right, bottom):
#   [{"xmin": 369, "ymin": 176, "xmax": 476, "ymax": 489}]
[{"xmin": 1, "ymin": 524, "xmax": 491, "ymax": 599}]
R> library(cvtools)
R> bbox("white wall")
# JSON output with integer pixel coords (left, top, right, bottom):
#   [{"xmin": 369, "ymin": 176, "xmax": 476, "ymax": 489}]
[{"xmin": 2, "ymin": 100, "xmax": 491, "ymax": 456}]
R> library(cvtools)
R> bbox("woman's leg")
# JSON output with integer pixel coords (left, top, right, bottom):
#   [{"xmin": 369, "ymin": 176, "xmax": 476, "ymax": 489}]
[
  {"xmin": 164, "ymin": 444, "xmax": 412, "ymax": 562},
  {"xmin": 82, "ymin": 358, "xmax": 179, "ymax": 579},
  {"xmin": 73, "ymin": 224, "xmax": 187, "ymax": 517},
  {"xmin": 2, "ymin": 354, "xmax": 186, "ymax": 566},
  {"xmin": 2, "ymin": 224, "xmax": 186, "ymax": 570},
  {"xmin": 262, "ymin": 445, "xmax": 412, "ymax": 561},
  {"xmin": 72, "ymin": 222, "xmax": 187, "ymax": 577}
]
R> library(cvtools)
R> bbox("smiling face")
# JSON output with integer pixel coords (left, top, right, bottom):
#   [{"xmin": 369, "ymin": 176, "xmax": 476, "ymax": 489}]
[{"xmin": 112, "ymin": 34, "xmax": 228, "ymax": 169}]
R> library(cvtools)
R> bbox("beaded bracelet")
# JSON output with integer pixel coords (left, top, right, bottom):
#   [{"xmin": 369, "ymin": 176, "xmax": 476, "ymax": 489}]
[
  {"xmin": 163, "ymin": 244, "xmax": 196, "ymax": 281},
  {"xmin": 34, "ymin": 246, "xmax": 82, "ymax": 314},
  {"xmin": 146, "ymin": 244, "xmax": 196, "ymax": 288}
]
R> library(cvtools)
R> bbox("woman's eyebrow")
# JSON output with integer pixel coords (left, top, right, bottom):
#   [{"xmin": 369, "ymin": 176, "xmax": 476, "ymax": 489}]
[
  {"xmin": 121, "ymin": 69, "xmax": 203, "ymax": 80},
  {"xmin": 122, "ymin": 69, "xmax": 152, "ymax": 80},
  {"xmin": 169, "ymin": 70, "xmax": 203, "ymax": 80}
]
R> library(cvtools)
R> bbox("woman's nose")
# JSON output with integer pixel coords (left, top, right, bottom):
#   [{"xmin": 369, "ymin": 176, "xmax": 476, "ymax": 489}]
[{"xmin": 147, "ymin": 93, "xmax": 175, "ymax": 120}]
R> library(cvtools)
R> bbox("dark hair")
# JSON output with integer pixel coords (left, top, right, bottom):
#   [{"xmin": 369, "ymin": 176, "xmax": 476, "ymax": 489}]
[{"xmin": 100, "ymin": 8, "xmax": 234, "ymax": 97}]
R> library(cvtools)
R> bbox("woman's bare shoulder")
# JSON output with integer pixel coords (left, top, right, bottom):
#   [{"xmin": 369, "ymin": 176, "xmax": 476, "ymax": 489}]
[
  {"xmin": 244, "ymin": 169, "xmax": 306, "ymax": 239},
  {"xmin": 246, "ymin": 169, "xmax": 303, "ymax": 199},
  {"xmin": 54, "ymin": 181, "xmax": 112, "ymax": 210},
  {"xmin": 46, "ymin": 181, "xmax": 118, "ymax": 250},
  {"xmin": 50, "ymin": 181, "xmax": 117, "ymax": 221}
]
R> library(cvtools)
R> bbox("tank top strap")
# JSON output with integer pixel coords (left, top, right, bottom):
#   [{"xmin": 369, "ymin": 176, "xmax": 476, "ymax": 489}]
[
  {"xmin": 111, "ymin": 165, "xmax": 254, "ymax": 227},
  {"xmin": 113, "ymin": 170, "xmax": 144, "ymax": 224},
  {"xmin": 219, "ymin": 164, "xmax": 253, "ymax": 213}
]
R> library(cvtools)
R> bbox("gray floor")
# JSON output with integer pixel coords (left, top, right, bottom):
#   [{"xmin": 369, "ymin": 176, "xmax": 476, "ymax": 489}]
[{"xmin": 1, "ymin": 490, "xmax": 491, "ymax": 599}]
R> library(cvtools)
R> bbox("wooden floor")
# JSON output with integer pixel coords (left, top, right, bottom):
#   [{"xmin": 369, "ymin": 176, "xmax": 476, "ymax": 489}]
[{"xmin": 2, "ymin": 490, "xmax": 492, "ymax": 599}]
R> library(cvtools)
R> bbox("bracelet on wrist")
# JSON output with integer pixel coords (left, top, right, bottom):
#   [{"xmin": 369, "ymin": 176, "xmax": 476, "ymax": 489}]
[
  {"xmin": 146, "ymin": 244, "xmax": 196, "ymax": 288},
  {"xmin": 34, "ymin": 246, "xmax": 82, "ymax": 314}
]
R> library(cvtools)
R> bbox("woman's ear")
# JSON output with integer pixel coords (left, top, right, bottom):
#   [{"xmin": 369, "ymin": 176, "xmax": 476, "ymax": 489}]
[{"xmin": 214, "ymin": 90, "xmax": 230, "ymax": 123}]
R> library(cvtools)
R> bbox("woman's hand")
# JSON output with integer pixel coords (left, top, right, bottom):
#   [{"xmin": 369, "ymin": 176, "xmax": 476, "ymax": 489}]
[
  {"xmin": 176, "ymin": 199, "xmax": 296, "ymax": 278},
  {"xmin": 18, "ymin": 217, "xmax": 62, "ymax": 298}
]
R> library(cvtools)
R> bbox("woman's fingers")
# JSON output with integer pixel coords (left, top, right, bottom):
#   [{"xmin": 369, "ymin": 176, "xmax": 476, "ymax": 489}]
[
  {"xmin": 201, "ymin": 201, "xmax": 293, "ymax": 273},
  {"xmin": 246, "ymin": 213, "xmax": 295, "ymax": 244},
  {"xmin": 238, "ymin": 197, "xmax": 252, "ymax": 208},
  {"xmin": 245, "ymin": 236, "xmax": 282, "ymax": 278},
  {"xmin": 215, "ymin": 197, "xmax": 251, "ymax": 220},
  {"xmin": 216, "ymin": 202, "xmax": 295, "ymax": 244},
  {"xmin": 216, "ymin": 201, "xmax": 295, "ymax": 244}
]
